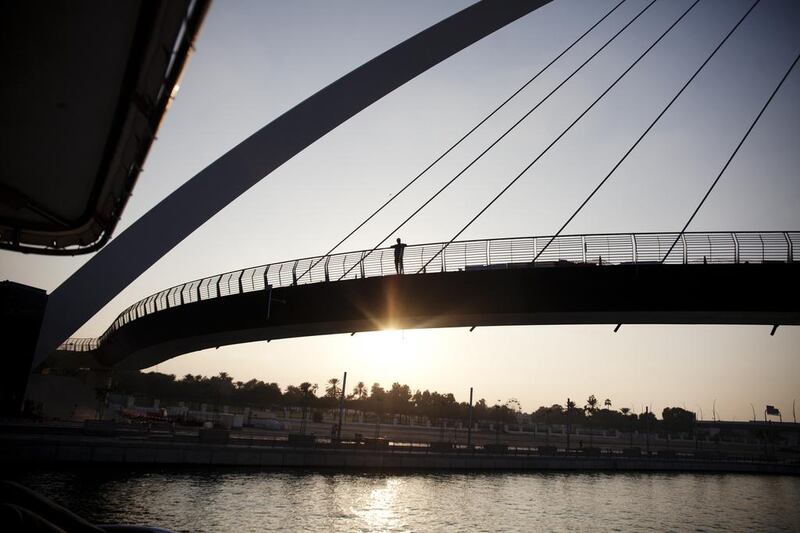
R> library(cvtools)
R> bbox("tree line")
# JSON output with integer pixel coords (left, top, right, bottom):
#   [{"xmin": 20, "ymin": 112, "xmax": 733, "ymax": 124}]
[{"xmin": 111, "ymin": 371, "xmax": 696, "ymax": 433}]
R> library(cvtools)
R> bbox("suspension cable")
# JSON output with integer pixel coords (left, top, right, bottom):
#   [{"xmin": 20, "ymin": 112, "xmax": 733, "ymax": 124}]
[
  {"xmin": 295, "ymin": 0, "xmax": 629, "ymax": 284},
  {"xmin": 535, "ymin": 0, "xmax": 762, "ymax": 263},
  {"xmin": 660, "ymin": 50, "xmax": 800, "ymax": 263},
  {"xmin": 338, "ymin": 0, "xmax": 659, "ymax": 281},
  {"xmin": 418, "ymin": 0, "xmax": 700, "ymax": 275}
]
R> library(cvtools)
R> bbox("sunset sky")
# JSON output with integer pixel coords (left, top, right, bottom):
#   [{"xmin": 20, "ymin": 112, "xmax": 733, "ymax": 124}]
[{"xmin": 2, "ymin": 0, "xmax": 799, "ymax": 419}]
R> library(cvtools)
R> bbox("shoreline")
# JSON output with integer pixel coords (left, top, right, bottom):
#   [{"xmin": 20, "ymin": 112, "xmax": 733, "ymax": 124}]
[{"xmin": 3, "ymin": 434, "xmax": 797, "ymax": 476}]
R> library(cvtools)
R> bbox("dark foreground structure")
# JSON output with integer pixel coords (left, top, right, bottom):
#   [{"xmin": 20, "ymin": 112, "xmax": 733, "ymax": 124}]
[{"xmin": 0, "ymin": 480, "xmax": 167, "ymax": 533}]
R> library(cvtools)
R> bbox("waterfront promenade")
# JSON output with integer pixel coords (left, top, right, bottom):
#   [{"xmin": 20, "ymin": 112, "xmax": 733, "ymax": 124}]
[{"xmin": 2, "ymin": 422, "xmax": 797, "ymax": 476}]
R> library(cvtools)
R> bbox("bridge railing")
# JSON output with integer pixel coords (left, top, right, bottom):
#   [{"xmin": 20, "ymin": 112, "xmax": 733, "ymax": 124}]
[{"xmin": 58, "ymin": 231, "xmax": 798, "ymax": 352}]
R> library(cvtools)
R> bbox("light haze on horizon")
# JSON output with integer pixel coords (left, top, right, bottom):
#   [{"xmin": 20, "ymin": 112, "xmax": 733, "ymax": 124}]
[{"xmin": 1, "ymin": 0, "xmax": 799, "ymax": 419}]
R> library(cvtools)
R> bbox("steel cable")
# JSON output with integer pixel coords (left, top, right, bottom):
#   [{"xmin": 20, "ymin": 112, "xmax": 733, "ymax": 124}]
[
  {"xmin": 418, "ymin": 0, "xmax": 701, "ymax": 274},
  {"xmin": 338, "ymin": 0, "xmax": 659, "ymax": 281},
  {"xmin": 294, "ymin": 0, "xmax": 629, "ymax": 284},
  {"xmin": 661, "ymin": 50, "xmax": 800, "ymax": 262},
  {"xmin": 535, "ymin": 0, "xmax": 762, "ymax": 263}
]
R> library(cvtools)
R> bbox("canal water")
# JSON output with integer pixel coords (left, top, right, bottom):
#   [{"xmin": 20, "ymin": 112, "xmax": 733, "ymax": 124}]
[{"xmin": 10, "ymin": 468, "xmax": 800, "ymax": 531}]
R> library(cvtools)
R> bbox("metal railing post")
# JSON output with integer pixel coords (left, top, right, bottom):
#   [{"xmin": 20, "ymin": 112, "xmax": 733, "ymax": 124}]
[
  {"xmin": 323, "ymin": 257, "xmax": 330, "ymax": 282},
  {"xmin": 732, "ymin": 233, "xmax": 739, "ymax": 264},
  {"xmin": 441, "ymin": 243, "xmax": 446, "ymax": 272},
  {"xmin": 216, "ymin": 275, "xmax": 223, "ymax": 297},
  {"xmin": 278, "ymin": 263, "xmax": 284, "ymax": 287},
  {"xmin": 631, "ymin": 234, "xmax": 637, "ymax": 263},
  {"xmin": 681, "ymin": 234, "xmax": 687, "ymax": 264},
  {"xmin": 179, "ymin": 285, "xmax": 185, "ymax": 306},
  {"xmin": 197, "ymin": 279, "xmax": 203, "ymax": 301},
  {"xmin": 292, "ymin": 262, "xmax": 298, "ymax": 285},
  {"xmin": 759, "ymin": 234, "xmax": 765, "ymax": 263},
  {"xmin": 264, "ymin": 264, "xmax": 271, "ymax": 289},
  {"xmin": 238, "ymin": 271, "xmax": 244, "ymax": 293},
  {"xmin": 581, "ymin": 236, "xmax": 586, "ymax": 264},
  {"xmin": 360, "ymin": 252, "xmax": 366, "ymax": 278},
  {"xmin": 784, "ymin": 232, "xmax": 792, "ymax": 263}
]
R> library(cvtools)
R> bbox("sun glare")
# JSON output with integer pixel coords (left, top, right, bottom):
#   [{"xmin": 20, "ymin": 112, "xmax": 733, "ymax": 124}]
[
  {"xmin": 351, "ymin": 329, "xmax": 423, "ymax": 381},
  {"xmin": 355, "ymin": 329, "xmax": 408, "ymax": 359}
]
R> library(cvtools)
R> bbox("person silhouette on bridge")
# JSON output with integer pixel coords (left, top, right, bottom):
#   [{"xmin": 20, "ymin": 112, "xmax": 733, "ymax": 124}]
[{"xmin": 391, "ymin": 238, "xmax": 408, "ymax": 274}]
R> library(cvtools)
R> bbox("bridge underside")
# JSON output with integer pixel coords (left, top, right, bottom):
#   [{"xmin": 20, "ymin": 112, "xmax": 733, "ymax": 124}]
[{"xmin": 52, "ymin": 262, "xmax": 799, "ymax": 371}]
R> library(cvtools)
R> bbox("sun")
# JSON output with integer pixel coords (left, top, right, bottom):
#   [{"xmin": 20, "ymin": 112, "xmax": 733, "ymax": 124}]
[
  {"xmin": 354, "ymin": 329, "xmax": 408, "ymax": 360},
  {"xmin": 351, "ymin": 329, "xmax": 423, "ymax": 382}
]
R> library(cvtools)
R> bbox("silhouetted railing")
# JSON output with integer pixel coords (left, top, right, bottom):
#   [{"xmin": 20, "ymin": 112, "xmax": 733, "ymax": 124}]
[
  {"xmin": 59, "ymin": 338, "xmax": 99, "ymax": 352},
  {"xmin": 58, "ymin": 231, "xmax": 798, "ymax": 352}
]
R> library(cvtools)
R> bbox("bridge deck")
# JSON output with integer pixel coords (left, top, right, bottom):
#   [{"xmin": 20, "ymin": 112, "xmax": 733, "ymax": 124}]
[{"xmin": 52, "ymin": 258, "xmax": 799, "ymax": 371}]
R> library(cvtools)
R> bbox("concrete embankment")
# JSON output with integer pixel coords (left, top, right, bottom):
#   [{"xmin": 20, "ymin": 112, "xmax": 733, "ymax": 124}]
[{"xmin": 1, "ymin": 435, "xmax": 797, "ymax": 475}]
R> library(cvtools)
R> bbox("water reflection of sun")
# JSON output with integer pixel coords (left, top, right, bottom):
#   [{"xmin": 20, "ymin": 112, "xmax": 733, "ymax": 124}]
[{"xmin": 352, "ymin": 478, "xmax": 406, "ymax": 531}]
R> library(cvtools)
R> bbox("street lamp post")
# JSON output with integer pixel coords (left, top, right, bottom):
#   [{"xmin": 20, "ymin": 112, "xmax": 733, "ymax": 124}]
[
  {"xmin": 374, "ymin": 397, "xmax": 382, "ymax": 440},
  {"xmin": 494, "ymin": 401, "xmax": 501, "ymax": 445},
  {"xmin": 694, "ymin": 405, "xmax": 703, "ymax": 452},
  {"xmin": 467, "ymin": 387, "xmax": 473, "ymax": 448},
  {"xmin": 566, "ymin": 398, "xmax": 572, "ymax": 452},
  {"xmin": 337, "ymin": 371, "xmax": 347, "ymax": 441}
]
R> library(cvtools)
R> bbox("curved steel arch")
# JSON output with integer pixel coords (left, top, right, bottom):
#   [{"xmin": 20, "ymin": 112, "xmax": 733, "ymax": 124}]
[{"xmin": 33, "ymin": 1, "xmax": 552, "ymax": 367}]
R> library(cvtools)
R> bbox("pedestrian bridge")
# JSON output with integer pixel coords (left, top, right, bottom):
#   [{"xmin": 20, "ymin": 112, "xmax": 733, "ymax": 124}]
[{"xmin": 52, "ymin": 230, "xmax": 800, "ymax": 371}]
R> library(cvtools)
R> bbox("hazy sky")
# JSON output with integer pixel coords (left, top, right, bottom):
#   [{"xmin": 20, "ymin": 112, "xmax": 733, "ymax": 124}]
[{"xmin": 2, "ymin": 0, "xmax": 799, "ymax": 419}]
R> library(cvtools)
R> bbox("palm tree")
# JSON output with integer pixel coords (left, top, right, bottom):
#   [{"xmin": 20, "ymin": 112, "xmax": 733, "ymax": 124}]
[
  {"xmin": 566, "ymin": 398, "xmax": 576, "ymax": 450},
  {"xmin": 325, "ymin": 378, "xmax": 340, "ymax": 399},
  {"xmin": 604, "ymin": 398, "xmax": 612, "ymax": 410},
  {"xmin": 350, "ymin": 381, "xmax": 367, "ymax": 401},
  {"xmin": 586, "ymin": 395, "xmax": 598, "ymax": 412},
  {"xmin": 585, "ymin": 395, "xmax": 598, "ymax": 448},
  {"xmin": 298, "ymin": 382, "xmax": 318, "ymax": 434}
]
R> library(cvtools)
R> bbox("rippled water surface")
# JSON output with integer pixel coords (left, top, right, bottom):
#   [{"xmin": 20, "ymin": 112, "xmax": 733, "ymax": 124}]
[{"xmin": 11, "ymin": 468, "xmax": 800, "ymax": 532}]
